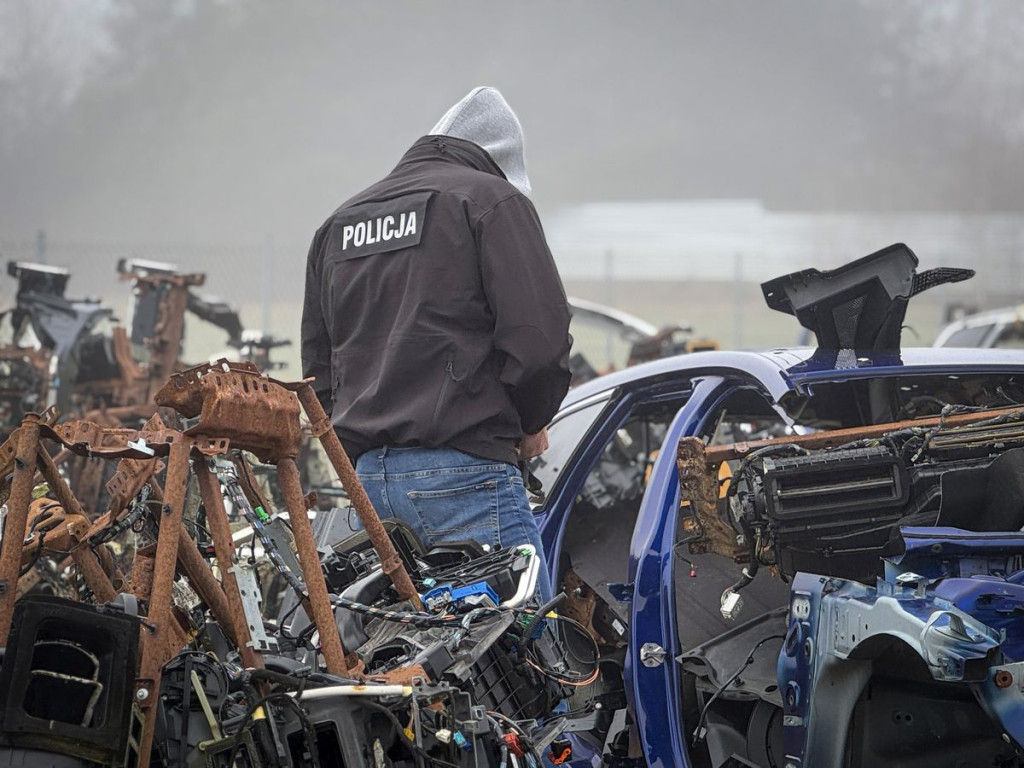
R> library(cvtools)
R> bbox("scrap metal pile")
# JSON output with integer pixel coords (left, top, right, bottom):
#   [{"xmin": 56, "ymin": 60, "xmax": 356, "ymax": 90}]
[
  {"xmin": 0, "ymin": 361, "xmax": 590, "ymax": 768},
  {"xmin": 0, "ymin": 257, "xmax": 314, "ymax": 519}
]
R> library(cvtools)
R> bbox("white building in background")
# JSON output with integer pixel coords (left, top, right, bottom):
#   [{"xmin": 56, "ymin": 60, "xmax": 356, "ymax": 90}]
[{"xmin": 545, "ymin": 200, "xmax": 1024, "ymax": 301}]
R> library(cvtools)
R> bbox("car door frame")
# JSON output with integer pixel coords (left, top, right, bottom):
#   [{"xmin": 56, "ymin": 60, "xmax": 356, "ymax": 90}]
[{"xmin": 626, "ymin": 374, "xmax": 776, "ymax": 768}]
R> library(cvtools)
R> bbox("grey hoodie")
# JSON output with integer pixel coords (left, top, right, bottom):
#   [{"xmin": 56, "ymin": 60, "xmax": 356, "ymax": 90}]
[{"xmin": 430, "ymin": 86, "xmax": 532, "ymax": 196}]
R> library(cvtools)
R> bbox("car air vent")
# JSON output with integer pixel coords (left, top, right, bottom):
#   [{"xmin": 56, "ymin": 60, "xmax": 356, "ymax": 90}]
[{"xmin": 762, "ymin": 446, "xmax": 908, "ymax": 521}]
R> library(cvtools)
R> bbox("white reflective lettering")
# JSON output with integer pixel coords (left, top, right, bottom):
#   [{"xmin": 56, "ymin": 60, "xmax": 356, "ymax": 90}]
[
  {"xmin": 382, "ymin": 215, "xmax": 395, "ymax": 240},
  {"xmin": 342, "ymin": 225, "xmax": 354, "ymax": 249},
  {"xmin": 354, "ymin": 222, "xmax": 366, "ymax": 247},
  {"xmin": 404, "ymin": 211, "xmax": 417, "ymax": 237}
]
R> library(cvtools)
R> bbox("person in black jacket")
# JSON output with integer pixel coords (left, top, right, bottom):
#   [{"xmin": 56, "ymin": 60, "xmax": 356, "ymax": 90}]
[{"xmin": 301, "ymin": 86, "xmax": 572, "ymax": 600}]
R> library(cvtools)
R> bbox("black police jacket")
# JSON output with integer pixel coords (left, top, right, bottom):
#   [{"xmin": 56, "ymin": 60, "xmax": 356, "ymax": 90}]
[{"xmin": 301, "ymin": 136, "xmax": 572, "ymax": 466}]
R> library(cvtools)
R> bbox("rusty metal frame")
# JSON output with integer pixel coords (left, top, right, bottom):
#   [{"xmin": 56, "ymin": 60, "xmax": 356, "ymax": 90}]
[
  {"xmin": 0, "ymin": 357, "xmax": 434, "ymax": 765},
  {"xmin": 277, "ymin": 456, "xmax": 350, "ymax": 675},
  {"xmin": 0, "ymin": 414, "xmax": 42, "ymax": 640},
  {"xmin": 193, "ymin": 460, "xmax": 265, "ymax": 671},
  {"xmin": 293, "ymin": 382, "xmax": 423, "ymax": 610}
]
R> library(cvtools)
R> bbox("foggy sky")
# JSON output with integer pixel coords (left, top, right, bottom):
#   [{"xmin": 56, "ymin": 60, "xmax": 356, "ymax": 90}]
[{"xmin": 2, "ymin": 1, "xmax": 1024, "ymax": 262}]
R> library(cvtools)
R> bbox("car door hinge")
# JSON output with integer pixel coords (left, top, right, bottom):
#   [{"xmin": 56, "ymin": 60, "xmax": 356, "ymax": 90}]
[{"xmin": 640, "ymin": 642, "xmax": 666, "ymax": 667}]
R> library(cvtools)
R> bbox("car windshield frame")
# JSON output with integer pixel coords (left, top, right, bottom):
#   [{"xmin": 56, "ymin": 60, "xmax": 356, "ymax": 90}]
[{"xmin": 528, "ymin": 391, "xmax": 612, "ymax": 499}]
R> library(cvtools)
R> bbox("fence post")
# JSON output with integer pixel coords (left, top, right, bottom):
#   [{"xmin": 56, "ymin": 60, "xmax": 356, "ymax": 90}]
[
  {"xmin": 732, "ymin": 252, "xmax": 744, "ymax": 349},
  {"xmin": 262, "ymin": 234, "xmax": 274, "ymax": 334},
  {"xmin": 35, "ymin": 229, "xmax": 46, "ymax": 264}
]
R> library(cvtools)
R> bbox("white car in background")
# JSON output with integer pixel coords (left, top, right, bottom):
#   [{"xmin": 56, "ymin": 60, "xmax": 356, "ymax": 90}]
[
  {"xmin": 567, "ymin": 297, "xmax": 717, "ymax": 385},
  {"xmin": 934, "ymin": 305, "xmax": 1024, "ymax": 349}
]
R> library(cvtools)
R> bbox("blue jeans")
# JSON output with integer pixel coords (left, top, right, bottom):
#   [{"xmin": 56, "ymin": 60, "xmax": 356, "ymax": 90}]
[{"xmin": 355, "ymin": 446, "xmax": 551, "ymax": 602}]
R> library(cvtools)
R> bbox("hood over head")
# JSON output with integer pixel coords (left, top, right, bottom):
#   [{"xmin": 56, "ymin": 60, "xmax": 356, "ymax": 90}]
[{"xmin": 430, "ymin": 86, "xmax": 531, "ymax": 195}]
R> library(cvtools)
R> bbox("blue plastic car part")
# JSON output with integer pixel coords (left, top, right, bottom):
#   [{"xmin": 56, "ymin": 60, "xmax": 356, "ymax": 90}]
[{"xmin": 421, "ymin": 581, "xmax": 499, "ymax": 612}]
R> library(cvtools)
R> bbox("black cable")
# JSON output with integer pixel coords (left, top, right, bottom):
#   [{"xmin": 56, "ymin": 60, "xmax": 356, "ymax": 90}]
[
  {"xmin": 691, "ymin": 633, "xmax": 786, "ymax": 746},
  {"xmin": 182, "ymin": 516, "xmax": 214, "ymax": 543},
  {"xmin": 486, "ymin": 710, "xmax": 544, "ymax": 766},
  {"xmin": 361, "ymin": 700, "xmax": 463, "ymax": 768},
  {"xmin": 276, "ymin": 598, "xmax": 305, "ymax": 641},
  {"xmin": 245, "ymin": 667, "xmax": 308, "ymax": 691},
  {"xmin": 90, "ymin": 487, "xmax": 155, "ymax": 545},
  {"xmin": 726, "ymin": 517, "xmax": 760, "ymax": 595},
  {"xmin": 547, "ymin": 614, "xmax": 601, "ymax": 670},
  {"xmin": 214, "ymin": 464, "xmax": 305, "ymax": 595},
  {"xmin": 18, "ymin": 538, "xmax": 43, "ymax": 577},
  {"xmin": 223, "ymin": 690, "xmax": 320, "ymax": 767},
  {"xmin": 522, "ymin": 593, "xmax": 566, "ymax": 639},
  {"xmin": 330, "ymin": 593, "xmax": 501, "ymax": 629},
  {"xmin": 487, "ymin": 715, "xmax": 511, "ymax": 768},
  {"xmin": 518, "ymin": 592, "xmax": 567, "ymax": 661}
]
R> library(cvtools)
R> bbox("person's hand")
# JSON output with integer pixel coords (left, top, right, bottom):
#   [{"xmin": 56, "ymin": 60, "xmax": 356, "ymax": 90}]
[{"xmin": 518, "ymin": 428, "xmax": 549, "ymax": 460}]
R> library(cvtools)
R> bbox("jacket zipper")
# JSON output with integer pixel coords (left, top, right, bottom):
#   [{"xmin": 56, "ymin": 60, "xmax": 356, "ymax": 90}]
[{"xmin": 431, "ymin": 361, "xmax": 456, "ymax": 427}]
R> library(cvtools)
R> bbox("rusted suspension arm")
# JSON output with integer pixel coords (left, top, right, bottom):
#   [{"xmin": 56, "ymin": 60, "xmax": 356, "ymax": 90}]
[
  {"xmin": 294, "ymin": 383, "xmax": 423, "ymax": 610},
  {"xmin": 277, "ymin": 457, "xmax": 352, "ymax": 675}
]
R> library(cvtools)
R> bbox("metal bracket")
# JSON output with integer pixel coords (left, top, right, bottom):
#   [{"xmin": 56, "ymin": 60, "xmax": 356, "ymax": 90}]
[
  {"xmin": 229, "ymin": 562, "xmax": 280, "ymax": 653},
  {"xmin": 640, "ymin": 642, "xmax": 667, "ymax": 667}
]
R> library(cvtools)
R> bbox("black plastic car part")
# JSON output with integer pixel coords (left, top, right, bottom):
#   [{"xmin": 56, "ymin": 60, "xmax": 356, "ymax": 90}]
[
  {"xmin": 0, "ymin": 596, "xmax": 140, "ymax": 766},
  {"xmin": 761, "ymin": 243, "xmax": 974, "ymax": 352}
]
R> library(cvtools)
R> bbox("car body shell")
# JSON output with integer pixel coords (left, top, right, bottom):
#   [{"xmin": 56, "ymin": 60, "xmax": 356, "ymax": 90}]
[{"xmin": 532, "ymin": 346, "xmax": 1024, "ymax": 768}]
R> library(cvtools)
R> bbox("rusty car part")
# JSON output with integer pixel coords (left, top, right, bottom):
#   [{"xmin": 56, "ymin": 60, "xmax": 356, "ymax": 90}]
[
  {"xmin": 560, "ymin": 568, "xmax": 605, "ymax": 646},
  {"xmin": 0, "ymin": 413, "xmax": 42, "ymax": 642},
  {"xmin": 0, "ymin": 411, "xmax": 209, "ymax": 768},
  {"xmin": 704, "ymin": 406, "xmax": 1022, "ymax": 465},
  {"xmin": 134, "ymin": 437, "xmax": 190, "ymax": 768},
  {"xmin": 278, "ymin": 456, "xmax": 351, "ymax": 676},
  {"xmin": 0, "ymin": 356, "xmax": 431, "ymax": 762},
  {"xmin": 47, "ymin": 418, "xmax": 229, "ymax": 458},
  {"xmin": 105, "ymin": 454, "xmax": 165, "ymax": 519},
  {"xmin": 193, "ymin": 461, "xmax": 267, "ymax": 672},
  {"xmin": 143, "ymin": 480, "xmax": 243, "ymax": 651},
  {"xmin": 130, "ymin": 544, "xmax": 156, "ymax": 599},
  {"xmin": 677, "ymin": 437, "xmax": 745, "ymax": 560},
  {"xmin": 294, "ymin": 381, "xmax": 423, "ymax": 610},
  {"xmin": 155, "ymin": 359, "xmax": 420, "ymax": 607},
  {"xmin": 21, "ymin": 498, "xmax": 89, "ymax": 566},
  {"xmin": 117, "ymin": 264, "xmax": 204, "ymax": 387},
  {"xmin": 0, "ymin": 406, "xmax": 60, "ymax": 506},
  {"xmin": 9, "ymin": 409, "xmax": 343, "ymax": 680},
  {"xmin": 154, "ymin": 360, "xmax": 302, "ymax": 463}
]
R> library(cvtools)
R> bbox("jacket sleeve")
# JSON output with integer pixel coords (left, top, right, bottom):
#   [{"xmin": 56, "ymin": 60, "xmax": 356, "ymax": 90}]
[
  {"xmin": 300, "ymin": 226, "xmax": 334, "ymax": 414},
  {"xmin": 477, "ymin": 194, "xmax": 572, "ymax": 434}
]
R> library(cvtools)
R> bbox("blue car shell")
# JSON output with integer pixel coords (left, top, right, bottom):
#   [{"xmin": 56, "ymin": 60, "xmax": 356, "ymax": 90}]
[{"xmin": 531, "ymin": 346, "xmax": 1024, "ymax": 768}]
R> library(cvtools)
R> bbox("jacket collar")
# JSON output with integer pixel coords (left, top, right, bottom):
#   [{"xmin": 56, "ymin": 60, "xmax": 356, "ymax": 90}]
[{"xmin": 394, "ymin": 135, "xmax": 508, "ymax": 181}]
